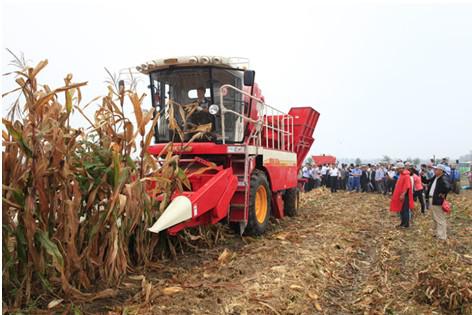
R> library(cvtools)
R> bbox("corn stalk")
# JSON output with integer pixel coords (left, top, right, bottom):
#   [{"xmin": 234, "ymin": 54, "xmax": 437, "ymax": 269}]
[
  {"xmin": 2, "ymin": 55, "xmax": 225, "ymax": 311},
  {"xmin": 1, "ymin": 57, "xmax": 185, "ymax": 308}
]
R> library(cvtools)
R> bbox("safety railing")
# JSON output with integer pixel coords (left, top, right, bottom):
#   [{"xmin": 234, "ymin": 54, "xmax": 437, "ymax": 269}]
[{"xmin": 219, "ymin": 84, "xmax": 294, "ymax": 152}]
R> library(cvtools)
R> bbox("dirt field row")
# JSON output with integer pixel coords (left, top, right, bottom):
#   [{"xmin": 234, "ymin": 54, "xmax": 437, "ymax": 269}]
[{"xmin": 84, "ymin": 189, "xmax": 472, "ymax": 315}]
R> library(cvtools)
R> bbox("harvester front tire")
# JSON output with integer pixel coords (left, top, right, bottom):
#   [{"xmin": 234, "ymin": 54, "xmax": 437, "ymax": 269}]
[
  {"xmin": 246, "ymin": 171, "xmax": 271, "ymax": 236},
  {"xmin": 284, "ymin": 188, "xmax": 299, "ymax": 217}
]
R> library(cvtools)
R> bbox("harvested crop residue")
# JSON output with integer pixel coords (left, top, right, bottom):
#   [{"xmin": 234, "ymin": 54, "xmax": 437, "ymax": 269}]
[{"xmin": 93, "ymin": 189, "xmax": 472, "ymax": 314}]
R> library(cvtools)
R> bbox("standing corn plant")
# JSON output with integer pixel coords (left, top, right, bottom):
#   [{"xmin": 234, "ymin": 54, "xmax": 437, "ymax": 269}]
[
  {"xmin": 1, "ymin": 54, "xmax": 190, "ymax": 309},
  {"xmin": 2, "ymin": 57, "xmax": 97, "ymax": 307}
]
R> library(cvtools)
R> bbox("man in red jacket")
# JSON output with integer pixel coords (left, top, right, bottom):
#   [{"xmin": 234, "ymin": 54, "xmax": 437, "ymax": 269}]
[{"xmin": 390, "ymin": 162, "xmax": 414, "ymax": 228}]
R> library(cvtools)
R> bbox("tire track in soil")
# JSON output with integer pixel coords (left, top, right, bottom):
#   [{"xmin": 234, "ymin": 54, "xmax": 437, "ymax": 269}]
[
  {"xmin": 320, "ymin": 192, "xmax": 388, "ymax": 315},
  {"xmin": 115, "ymin": 190, "xmax": 397, "ymax": 315},
  {"xmin": 108, "ymin": 189, "xmax": 461, "ymax": 315}
]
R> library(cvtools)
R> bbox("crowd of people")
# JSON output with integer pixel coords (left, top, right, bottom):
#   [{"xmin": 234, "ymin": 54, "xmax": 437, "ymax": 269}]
[{"xmin": 301, "ymin": 158, "xmax": 466, "ymax": 241}]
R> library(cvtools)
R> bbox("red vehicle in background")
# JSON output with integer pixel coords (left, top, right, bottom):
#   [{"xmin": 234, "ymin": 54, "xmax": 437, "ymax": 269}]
[
  {"xmin": 313, "ymin": 155, "xmax": 336, "ymax": 166},
  {"xmin": 137, "ymin": 56, "xmax": 320, "ymax": 235}
]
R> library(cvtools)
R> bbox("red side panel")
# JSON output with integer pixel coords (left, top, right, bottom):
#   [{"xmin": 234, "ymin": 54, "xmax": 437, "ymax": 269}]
[
  {"xmin": 264, "ymin": 161, "xmax": 298, "ymax": 191},
  {"xmin": 288, "ymin": 107, "xmax": 320, "ymax": 170},
  {"xmin": 167, "ymin": 168, "xmax": 237, "ymax": 235}
]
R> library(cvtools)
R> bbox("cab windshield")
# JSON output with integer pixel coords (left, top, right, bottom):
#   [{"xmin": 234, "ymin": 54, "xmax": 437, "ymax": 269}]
[{"xmin": 150, "ymin": 67, "xmax": 244, "ymax": 143}]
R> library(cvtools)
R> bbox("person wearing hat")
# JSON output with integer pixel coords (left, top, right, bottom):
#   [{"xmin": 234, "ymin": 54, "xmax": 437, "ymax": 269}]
[
  {"xmin": 390, "ymin": 162, "xmax": 414, "ymax": 228},
  {"xmin": 441, "ymin": 158, "xmax": 452, "ymax": 177},
  {"xmin": 427, "ymin": 164, "xmax": 451, "ymax": 240}
]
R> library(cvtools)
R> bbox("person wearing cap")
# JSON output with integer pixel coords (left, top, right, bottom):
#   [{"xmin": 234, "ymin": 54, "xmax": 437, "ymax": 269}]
[
  {"xmin": 427, "ymin": 164, "xmax": 451, "ymax": 240},
  {"xmin": 441, "ymin": 158, "xmax": 452, "ymax": 177},
  {"xmin": 390, "ymin": 162, "xmax": 414, "ymax": 228}
]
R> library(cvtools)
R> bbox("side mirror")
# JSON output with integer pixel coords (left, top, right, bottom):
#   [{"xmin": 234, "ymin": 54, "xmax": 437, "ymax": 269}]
[{"xmin": 244, "ymin": 70, "xmax": 255, "ymax": 86}]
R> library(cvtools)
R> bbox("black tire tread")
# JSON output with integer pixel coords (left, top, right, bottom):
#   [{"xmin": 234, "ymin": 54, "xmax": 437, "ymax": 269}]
[
  {"xmin": 284, "ymin": 187, "xmax": 299, "ymax": 217},
  {"xmin": 245, "ymin": 170, "xmax": 271, "ymax": 236}
]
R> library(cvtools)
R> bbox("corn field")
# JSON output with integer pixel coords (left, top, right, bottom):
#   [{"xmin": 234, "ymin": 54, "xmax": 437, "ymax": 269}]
[{"xmin": 1, "ymin": 56, "xmax": 212, "ymax": 309}]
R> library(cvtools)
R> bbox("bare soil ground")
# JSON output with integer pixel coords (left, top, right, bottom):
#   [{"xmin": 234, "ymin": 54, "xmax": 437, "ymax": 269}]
[{"xmin": 80, "ymin": 189, "xmax": 471, "ymax": 314}]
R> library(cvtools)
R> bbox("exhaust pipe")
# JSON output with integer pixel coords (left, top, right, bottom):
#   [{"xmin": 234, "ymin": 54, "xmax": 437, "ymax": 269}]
[{"xmin": 148, "ymin": 196, "xmax": 192, "ymax": 234}]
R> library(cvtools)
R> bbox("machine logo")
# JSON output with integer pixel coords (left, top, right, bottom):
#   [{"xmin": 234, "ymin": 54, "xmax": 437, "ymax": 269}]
[{"xmin": 227, "ymin": 146, "xmax": 245, "ymax": 153}]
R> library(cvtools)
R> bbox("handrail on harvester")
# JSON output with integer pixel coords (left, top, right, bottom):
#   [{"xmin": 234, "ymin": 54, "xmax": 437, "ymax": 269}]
[{"xmin": 219, "ymin": 84, "xmax": 294, "ymax": 152}]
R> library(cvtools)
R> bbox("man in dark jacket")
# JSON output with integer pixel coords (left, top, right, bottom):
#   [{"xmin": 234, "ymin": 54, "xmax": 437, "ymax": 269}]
[
  {"xmin": 427, "ymin": 164, "xmax": 451, "ymax": 240},
  {"xmin": 370, "ymin": 166, "xmax": 377, "ymax": 192},
  {"xmin": 360, "ymin": 166, "xmax": 369, "ymax": 192}
]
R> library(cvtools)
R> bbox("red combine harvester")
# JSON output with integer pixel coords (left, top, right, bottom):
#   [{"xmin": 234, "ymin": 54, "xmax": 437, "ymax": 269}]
[{"xmin": 136, "ymin": 56, "xmax": 320, "ymax": 235}]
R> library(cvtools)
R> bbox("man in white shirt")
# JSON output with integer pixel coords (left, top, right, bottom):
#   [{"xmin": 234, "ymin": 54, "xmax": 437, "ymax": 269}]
[
  {"xmin": 311, "ymin": 166, "xmax": 321, "ymax": 189},
  {"xmin": 374, "ymin": 165, "xmax": 386, "ymax": 194},
  {"xmin": 386, "ymin": 167, "xmax": 397, "ymax": 194},
  {"xmin": 329, "ymin": 164, "xmax": 340, "ymax": 193},
  {"xmin": 320, "ymin": 164, "xmax": 328, "ymax": 187},
  {"xmin": 302, "ymin": 163, "xmax": 313, "ymax": 192},
  {"xmin": 427, "ymin": 164, "xmax": 451, "ymax": 240}
]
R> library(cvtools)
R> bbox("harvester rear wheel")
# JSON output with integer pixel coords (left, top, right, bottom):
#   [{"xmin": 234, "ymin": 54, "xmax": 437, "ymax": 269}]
[
  {"xmin": 246, "ymin": 170, "xmax": 271, "ymax": 236},
  {"xmin": 284, "ymin": 188, "xmax": 299, "ymax": 217}
]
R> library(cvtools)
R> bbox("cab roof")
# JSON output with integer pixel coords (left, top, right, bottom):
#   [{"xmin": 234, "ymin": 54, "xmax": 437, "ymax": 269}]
[{"xmin": 136, "ymin": 56, "xmax": 249, "ymax": 74}]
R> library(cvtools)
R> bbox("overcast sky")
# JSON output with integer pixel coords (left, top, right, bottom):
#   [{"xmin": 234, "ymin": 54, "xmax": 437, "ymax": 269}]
[{"xmin": 2, "ymin": 0, "xmax": 471, "ymax": 160}]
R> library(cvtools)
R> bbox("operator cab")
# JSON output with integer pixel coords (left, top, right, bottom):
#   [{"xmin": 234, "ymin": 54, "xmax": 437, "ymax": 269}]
[{"xmin": 137, "ymin": 56, "xmax": 254, "ymax": 144}]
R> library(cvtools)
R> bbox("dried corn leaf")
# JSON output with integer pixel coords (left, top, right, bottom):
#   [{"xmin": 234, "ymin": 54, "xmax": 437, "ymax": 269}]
[{"xmin": 161, "ymin": 286, "xmax": 183, "ymax": 296}]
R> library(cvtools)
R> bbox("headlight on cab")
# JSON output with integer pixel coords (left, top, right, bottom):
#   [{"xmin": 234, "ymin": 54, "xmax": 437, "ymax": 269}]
[{"xmin": 209, "ymin": 104, "xmax": 219, "ymax": 115}]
